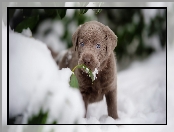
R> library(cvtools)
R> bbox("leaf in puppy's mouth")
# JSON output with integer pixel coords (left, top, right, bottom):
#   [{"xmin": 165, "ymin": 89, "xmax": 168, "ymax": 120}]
[
  {"xmin": 69, "ymin": 64, "xmax": 97, "ymax": 88},
  {"xmin": 69, "ymin": 73, "xmax": 79, "ymax": 88}
]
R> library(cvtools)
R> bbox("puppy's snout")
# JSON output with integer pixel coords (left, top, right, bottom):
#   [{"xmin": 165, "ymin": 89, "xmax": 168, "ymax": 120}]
[
  {"xmin": 80, "ymin": 52, "xmax": 99, "ymax": 71},
  {"xmin": 83, "ymin": 56, "xmax": 91, "ymax": 65}
]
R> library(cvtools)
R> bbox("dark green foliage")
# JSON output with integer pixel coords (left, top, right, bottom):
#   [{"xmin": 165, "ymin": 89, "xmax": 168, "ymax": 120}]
[
  {"xmin": 28, "ymin": 109, "xmax": 57, "ymax": 124},
  {"xmin": 52, "ymin": 121, "xmax": 57, "ymax": 124},
  {"xmin": 15, "ymin": 15, "xmax": 39, "ymax": 33},
  {"xmin": 147, "ymin": 10, "xmax": 166, "ymax": 47},
  {"xmin": 44, "ymin": 9, "xmax": 57, "ymax": 17},
  {"xmin": 23, "ymin": 9, "xmax": 33, "ymax": 17},
  {"xmin": 28, "ymin": 109, "xmax": 48, "ymax": 124},
  {"xmin": 56, "ymin": 9, "xmax": 67, "ymax": 19},
  {"xmin": 9, "ymin": 9, "xmax": 15, "ymax": 21},
  {"xmin": 10, "ymin": 8, "xmax": 68, "ymax": 33}
]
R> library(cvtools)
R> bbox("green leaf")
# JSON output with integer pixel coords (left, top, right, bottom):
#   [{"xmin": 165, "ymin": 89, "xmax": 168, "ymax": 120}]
[
  {"xmin": 56, "ymin": 9, "xmax": 67, "ymax": 19},
  {"xmin": 69, "ymin": 73, "xmax": 79, "ymax": 88},
  {"xmin": 69, "ymin": 64, "xmax": 96, "ymax": 89},
  {"xmin": 79, "ymin": 2, "xmax": 89, "ymax": 7},
  {"xmin": 79, "ymin": 9, "xmax": 88, "ymax": 14},
  {"xmin": 15, "ymin": 15, "xmax": 39, "ymax": 33}
]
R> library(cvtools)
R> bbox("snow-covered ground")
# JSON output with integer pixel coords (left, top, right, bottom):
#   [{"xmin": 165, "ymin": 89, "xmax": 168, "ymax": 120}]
[{"xmin": 85, "ymin": 50, "xmax": 166, "ymax": 124}]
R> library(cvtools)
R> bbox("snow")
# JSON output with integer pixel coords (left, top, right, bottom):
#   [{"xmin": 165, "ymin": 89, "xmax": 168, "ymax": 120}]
[
  {"xmin": 92, "ymin": 68, "xmax": 98, "ymax": 80},
  {"xmin": 34, "ymin": 19, "xmax": 67, "ymax": 53},
  {"xmin": 8, "ymin": 24, "xmax": 85, "ymax": 124},
  {"xmin": 68, "ymin": 21, "xmax": 78, "ymax": 36},
  {"xmin": 21, "ymin": 27, "xmax": 32, "ymax": 37},
  {"xmin": 66, "ymin": 9, "xmax": 75, "ymax": 18},
  {"xmin": 84, "ymin": 48, "xmax": 166, "ymax": 124},
  {"xmin": 85, "ymin": 68, "xmax": 89, "ymax": 73}
]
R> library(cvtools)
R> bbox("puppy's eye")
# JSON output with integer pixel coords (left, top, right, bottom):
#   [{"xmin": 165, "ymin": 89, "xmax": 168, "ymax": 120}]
[
  {"xmin": 80, "ymin": 42, "xmax": 84, "ymax": 47},
  {"xmin": 96, "ymin": 44, "xmax": 100, "ymax": 48}
]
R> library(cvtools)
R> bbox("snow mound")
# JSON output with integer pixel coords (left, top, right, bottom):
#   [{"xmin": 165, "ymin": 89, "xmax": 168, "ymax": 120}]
[
  {"xmin": 9, "ymin": 27, "xmax": 85, "ymax": 124},
  {"xmin": 21, "ymin": 27, "xmax": 32, "ymax": 37}
]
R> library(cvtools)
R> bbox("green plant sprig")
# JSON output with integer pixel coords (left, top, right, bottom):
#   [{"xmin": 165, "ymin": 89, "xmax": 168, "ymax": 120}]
[{"xmin": 69, "ymin": 64, "xmax": 95, "ymax": 89}]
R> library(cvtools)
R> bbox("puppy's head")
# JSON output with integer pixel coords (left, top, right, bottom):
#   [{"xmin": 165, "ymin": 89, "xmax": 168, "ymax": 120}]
[{"xmin": 72, "ymin": 21, "xmax": 117, "ymax": 72}]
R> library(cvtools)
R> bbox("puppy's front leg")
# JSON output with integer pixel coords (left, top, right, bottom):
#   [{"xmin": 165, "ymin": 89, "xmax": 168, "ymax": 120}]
[
  {"xmin": 105, "ymin": 89, "xmax": 118, "ymax": 119},
  {"xmin": 84, "ymin": 100, "xmax": 88, "ymax": 118},
  {"xmin": 81, "ymin": 93, "xmax": 89, "ymax": 118}
]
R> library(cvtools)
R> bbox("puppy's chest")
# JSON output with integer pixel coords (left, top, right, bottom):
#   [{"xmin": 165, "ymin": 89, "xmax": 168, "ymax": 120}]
[{"xmin": 79, "ymin": 71, "xmax": 109, "ymax": 94}]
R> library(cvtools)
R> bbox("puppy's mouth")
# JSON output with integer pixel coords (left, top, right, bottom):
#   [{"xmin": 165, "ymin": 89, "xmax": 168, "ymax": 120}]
[
  {"xmin": 78, "ymin": 62, "xmax": 97, "ymax": 72},
  {"xmin": 78, "ymin": 54, "xmax": 100, "ymax": 72},
  {"xmin": 81, "ymin": 64, "xmax": 97, "ymax": 73}
]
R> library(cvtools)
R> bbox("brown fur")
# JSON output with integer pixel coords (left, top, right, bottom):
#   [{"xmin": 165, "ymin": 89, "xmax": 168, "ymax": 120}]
[{"xmin": 58, "ymin": 21, "xmax": 118, "ymax": 119}]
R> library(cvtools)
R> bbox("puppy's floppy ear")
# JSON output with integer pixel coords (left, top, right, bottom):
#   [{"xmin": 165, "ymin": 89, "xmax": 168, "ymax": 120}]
[
  {"xmin": 72, "ymin": 25, "xmax": 81, "ymax": 51},
  {"xmin": 105, "ymin": 26, "xmax": 118, "ymax": 50}
]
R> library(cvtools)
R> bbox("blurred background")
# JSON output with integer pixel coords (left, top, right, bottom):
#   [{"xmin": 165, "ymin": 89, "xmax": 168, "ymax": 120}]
[{"xmin": 8, "ymin": 5, "xmax": 166, "ymax": 71}]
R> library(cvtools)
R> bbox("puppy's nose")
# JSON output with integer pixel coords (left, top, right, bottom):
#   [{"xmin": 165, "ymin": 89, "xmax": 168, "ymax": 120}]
[{"xmin": 83, "ymin": 57, "xmax": 91, "ymax": 65}]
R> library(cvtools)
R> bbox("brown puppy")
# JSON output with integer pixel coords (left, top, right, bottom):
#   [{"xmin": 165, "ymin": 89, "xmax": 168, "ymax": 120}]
[{"xmin": 58, "ymin": 21, "xmax": 118, "ymax": 119}]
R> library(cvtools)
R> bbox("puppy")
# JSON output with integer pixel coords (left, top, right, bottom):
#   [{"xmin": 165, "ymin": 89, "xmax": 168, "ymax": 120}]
[{"xmin": 58, "ymin": 21, "xmax": 118, "ymax": 119}]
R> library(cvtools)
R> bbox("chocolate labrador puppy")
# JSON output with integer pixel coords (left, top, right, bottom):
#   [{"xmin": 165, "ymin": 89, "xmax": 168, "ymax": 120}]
[{"xmin": 58, "ymin": 21, "xmax": 118, "ymax": 119}]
